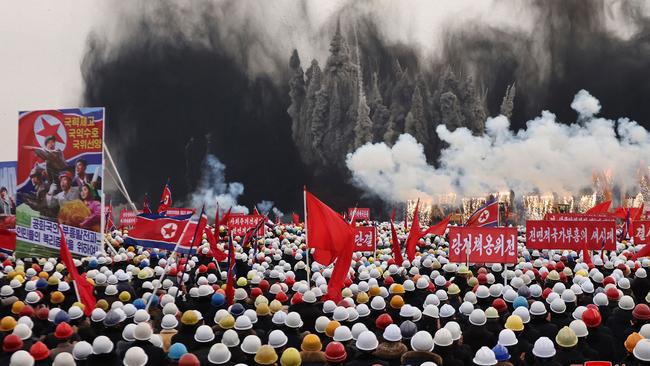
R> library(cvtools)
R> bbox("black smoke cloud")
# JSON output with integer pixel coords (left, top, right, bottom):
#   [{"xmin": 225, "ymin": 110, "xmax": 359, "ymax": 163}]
[{"xmin": 82, "ymin": 0, "xmax": 650, "ymax": 216}]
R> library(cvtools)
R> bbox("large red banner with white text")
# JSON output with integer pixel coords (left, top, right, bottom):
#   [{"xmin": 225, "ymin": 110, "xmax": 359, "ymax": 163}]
[
  {"xmin": 354, "ymin": 226, "xmax": 376, "ymax": 251},
  {"xmin": 526, "ymin": 220, "xmax": 616, "ymax": 250},
  {"xmin": 632, "ymin": 220, "xmax": 650, "ymax": 244},
  {"xmin": 120, "ymin": 209, "xmax": 142, "ymax": 229},
  {"xmin": 448, "ymin": 227, "xmax": 518, "ymax": 263},
  {"xmin": 348, "ymin": 208, "xmax": 370, "ymax": 220},
  {"xmin": 227, "ymin": 214, "xmax": 265, "ymax": 237},
  {"xmin": 544, "ymin": 213, "xmax": 616, "ymax": 221},
  {"xmin": 164, "ymin": 208, "xmax": 195, "ymax": 217}
]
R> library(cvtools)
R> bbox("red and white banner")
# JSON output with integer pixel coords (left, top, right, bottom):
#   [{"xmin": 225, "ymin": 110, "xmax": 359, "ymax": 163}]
[
  {"xmin": 466, "ymin": 200, "xmax": 499, "ymax": 227},
  {"xmin": 164, "ymin": 208, "xmax": 195, "ymax": 217},
  {"xmin": 544, "ymin": 213, "xmax": 616, "ymax": 221},
  {"xmin": 119, "ymin": 209, "xmax": 141, "ymax": 229},
  {"xmin": 354, "ymin": 226, "xmax": 376, "ymax": 251},
  {"xmin": 526, "ymin": 220, "xmax": 616, "ymax": 250},
  {"xmin": 348, "ymin": 208, "xmax": 370, "ymax": 220},
  {"xmin": 632, "ymin": 220, "xmax": 650, "ymax": 244},
  {"xmin": 448, "ymin": 227, "xmax": 517, "ymax": 264},
  {"xmin": 227, "ymin": 214, "xmax": 265, "ymax": 237}
]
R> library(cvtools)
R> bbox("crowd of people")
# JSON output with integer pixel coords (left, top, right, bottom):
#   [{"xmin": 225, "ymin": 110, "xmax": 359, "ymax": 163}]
[{"xmin": 1, "ymin": 220, "xmax": 650, "ymax": 366}]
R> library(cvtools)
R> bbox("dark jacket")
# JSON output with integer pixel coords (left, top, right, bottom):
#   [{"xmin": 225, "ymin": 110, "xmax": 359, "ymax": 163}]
[
  {"xmin": 374, "ymin": 341, "xmax": 409, "ymax": 366},
  {"xmin": 400, "ymin": 351, "xmax": 443, "ymax": 366}
]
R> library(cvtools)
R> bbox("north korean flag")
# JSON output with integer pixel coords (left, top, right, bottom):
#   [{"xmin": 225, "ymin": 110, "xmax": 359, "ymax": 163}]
[
  {"xmin": 158, "ymin": 181, "xmax": 173, "ymax": 214},
  {"xmin": 466, "ymin": 200, "xmax": 499, "ymax": 227},
  {"xmin": 124, "ymin": 213, "xmax": 191, "ymax": 251}
]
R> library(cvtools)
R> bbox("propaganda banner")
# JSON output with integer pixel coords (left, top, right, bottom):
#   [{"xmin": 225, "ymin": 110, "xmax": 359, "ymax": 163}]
[
  {"xmin": 16, "ymin": 108, "xmax": 104, "ymax": 257},
  {"xmin": 348, "ymin": 207, "xmax": 370, "ymax": 220},
  {"xmin": 526, "ymin": 220, "xmax": 616, "ymax": 250},
  {"xmin": 227, "ymin": 214, "xmax": 265, "ymax": 237},
  {"xmin": 632, "ymin": 220, "xmax": 650, "ymax": 244},
  {"xmin": 448, "ymin": 227, "xmax": 518, "ymax": 264},
  {"xmin": 354, "ymin": 226, "xmax": 376, "ymax": 252},
  {"xmin": 544, "ymin": 213, "xmax": 616, "ymax": 221},
  {"xmin": 164, "ymin": 208, "xmax": 195, "ymax": 217},
  {"xmin": 0, "ymin": 161, "xmax": 17, "ymax": 252},
  {"xmin": 119, "ymin": 208, "xmax": 141, "ymax": 229}
]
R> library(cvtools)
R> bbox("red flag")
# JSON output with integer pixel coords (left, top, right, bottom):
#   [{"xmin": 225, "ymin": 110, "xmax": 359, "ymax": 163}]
[
  {"xmin": 183, "ymin": 207, "xmax": 207, "ymax": 248},
  {"xmin": 214, "ymin": 203, "xmax": 220, "ymax": 228},
  {"xmin": 220, "ymin": 208, "xmax": 232, "ymax": 230},
  {"xmin": 205, "ymin": 225, "xmax": 227, "ymax": 261},
  {"xmin": 466, "ymin": 200, "xmax": 499, "ymax": 227},
  {"xmin": 105, "ymin": 202, "xmax": 115, "ymax": 232},
  {"xmin": 253, "ymin": 207, "xmax": 260, "ymax": 215},
  {"xmin": 142, "ymin": 193, "xmax": 152, "ymax": 214},
  {"xmin": 421, "ymin": 215, "xmax": 451, "ymax": 237},
  {"xmin": 0, "ymin": 228, "xmax": 16, "ymax": 253},
  {"xmin": 225, "ymin": 234, "xmax": 236, "ymax": 305},
  {"xmin": 635, "ymin": 204, "xmax": 645, "ymax": 221},
  {"xmin": 306, "ymin": 190, "xmax": 354, "ymax": 266},
  {"xmin": 323, "ymin": 234, "xmax": 354, "ymax": 303},
  {"xmin": 158, "ymin": 181, "xmax": 172, "ymax": 213},
  {"xmin": 634, "ymin": 244, "xmax": 650, "ymax": 260},
  {"xmin": 582, "ymin": 240, "xmax": 593, "ymax": 266},
  {"xmin": 58, "ymin": 225, "xmax": 96, "ymax": 316},
  {"xmin": 585, "ymin": 200, "xmax": 611, "ymax": 214},
  {"xmin": 292, "ymin": 212, "xmax": 300, "ymax": 225},
  {"xmin": 405, "ymin": 199, "xmax": 421, "ymax": 261},
  {"xmin": 389, "ymin": 208, "xmax": 403, "ymax": 265}
]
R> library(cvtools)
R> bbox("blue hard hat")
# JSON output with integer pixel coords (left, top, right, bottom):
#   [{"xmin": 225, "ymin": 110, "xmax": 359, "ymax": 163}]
[
  {"xmin": 54, "ymin": 310, "xmax": 70, "ymax": 325},
  {"xmin": 168, "ymin": 343, "xmax": 188, "ymax": 361},
  {"xmin": 211, "ymin": 293, "xmax": 225, "ymax": 307},
  {"xmin": 133, "ymin": 298, "xmax": 146, "ymax": 310},
  {"xmin": 36, "ymin": 278, "xmax": 48, "ymax": 290},
  {"xmin": 229, "ymin": 303, "xmax": 245, "ymax": 317},
  {"xmin": 513, "ymin": 296, "xmax": 529, "ymax": 309},
  {"xmin": 493, "ymin": 344, "xmax": 511, "ymax": 361}
]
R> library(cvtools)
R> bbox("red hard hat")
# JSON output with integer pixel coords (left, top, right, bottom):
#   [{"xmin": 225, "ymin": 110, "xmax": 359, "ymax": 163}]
[
  {"xmin": 344, "ymin": 277, "xmax": 353, "ymax": 287},
  {"xmin": 55, "ymin": 322, "xmax": 73, "ymax": 339},
  {"xmin": 290, "ymin": 292, "xmax": 303, "ymax": 305},
  {"xmin": 542, "ymin": 288, "xmax": 553, "ymax": 299},
  {"xmin": 555, "ymin": 262, "xmax": 565, "ymax": 271},
  {"xmin": 285, "ymin": 276, "xmax": 295, "ymax": 287},
  {"xmin": 633, "ymin": 304, "xmax": 650, "ymax": 320},
  {"xmin": 30, "ymin": 341, "xmax": 50, "ymax": 360},
  {"xmin": 582, "ymin": 308, "xmax": 602, "ymax": 328},
  {"xmin": 384, "ymin": 276, "xmax": 394, "ymax": 286},
  {"xmin": 250, "ymin": 287, "xmax": 262, "ymax": 299},
  {"xmin": 477, "ymin": 273, "xmax": 488, "ymax": 285},
  {"xmin": 36, "ymin": 307, "xmax": 49, "ymax": 320},
  {"xmin": 198, "ymin": 265, "xmax": 207, "ymax": 274},
  {"xmin": 259, "ymin": 280, "xmax": 270, "ymax": 293},
  {"xmin": 275, "ymin": 291, "xmax": 288, "ymax": 303},
  {"xmin": 603, "ymin": 276, "xmax": 616, "ymax": 287},
  {"xmin": 19, "ymin": 304, "xmax": 34, "ymax": 318},
  {"xmin": 207, "ymin": 262, "xmax": 217, "ymax": 271},
  {"xmin": 178, "ymin": 353, "xmax": 201, "ymax": 366},
  {"xmin": 478, "ymin": 267, "xmax": 488, "ymax": 275},
  {"xmin": 325, "ymin": 341, "xmax": 347, "ymax": 363},
  {"xmin": 586, "ymin": 304, "xmax": 599, "ymax": 312},
  {"xmin": 387, "ymin": 258, "xmax": 396, "ymax": 266},
  {"xmin": 559, "ymin": 272, "xmax": 567, "ymax": 283},
  {"xmin": 375, "ymin": 313, "xmax": 393, "ymax": 330},
  {"xmin": 3, "ymin": 334, "xmax": 23, "ymax": 353},
  {"xmin": 606, "ymin": 287, "xmax": 620, "ymax": 301},
  {"xmin": 493, "ymin": 298, "xmax": 508, "ymax": 314}
]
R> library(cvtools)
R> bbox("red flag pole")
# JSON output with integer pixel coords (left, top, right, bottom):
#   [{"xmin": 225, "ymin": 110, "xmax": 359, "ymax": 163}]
[{"xmin": 303, "ymin": 186, "xmax": 310, "ymax": 284}]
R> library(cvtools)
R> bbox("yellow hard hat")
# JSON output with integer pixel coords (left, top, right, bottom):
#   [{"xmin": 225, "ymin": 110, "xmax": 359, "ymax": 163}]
[
  {"xmin": 390, "ymin": 295, "xmax": 405, "ymax": 309},
  {"xmin": 48, "ymin": 276, "xmax": 60, "ymax": 286},
  {"xmin": 237, "ymin": 277, "xmax": 248, "ymax": 287},
  {"xmin": 505, "ymin": 315, "xmax": 524, "ymax": 332},
  {"xmin": 50, "ymin": 291, "xmax": 65, "ymax": 304},
  {"xmin": 119, "ymin": 291, "xmax": 131, "ymax": 302},
  {"xmin": 181, "ymin": 310, "xmax": 200, "ymax": 325},
  {"xmin": 255, "ymin": 295, "xmax": 269, "ymax": 307},
  {"xmin": 547, "ymin": 270, "xmax": 560, "ymax": 281},
  {"xmin": 269, "ymin": 300, "xmax": 283, "ymax": 314},
  {"xmin": 325, "ymin": 320, "xmax": 340, "ymax": 338},
  {"xmin": 301, "ymin": 334, "xmax": 322, "ymax": 352},
  {"xmin": 485, "ymin": 307, "xmax": 499, "ymax": 319},
  {"xmin": 280, "ymin": 347, "xmax": 301, "ymax": 366},
  {"xmin": 0, "ymin": 316, "xmax": 17, "ymax": 332},
  {"xmin": 218, "ymin": 314, "xmax": 235, "ymax": 329},
  {"xmin": 555, "ymin": 326, "xmax": 578, "ymax": 348},
  {"xmin": 356, "ymin": 292, "xmax": 369, "ymax": 304},
  {"xmin": 391, "ymin": 284, "xmax": 405, "ymax": 295},
  {"xmin": 369, "ymin": 286, "xmax": 381, "ymax": 297},
  {"xmin": 447, "ymin": 284, "xmax": 460, "ymax": 295},
  {"xmin": 11, "ymin": 301, "xmax": 25, "ymax": 315},
  {"xmin": 256, "ymin": 303, "xmax": 270, "ymax": 316},
  {"xmin": 95, "ymin": 299, "xmax": 109, "ymax": 311},
  {"xmin": 625, "ymin": 332, "xmax": 644, "ymax": 353},
  {"xmin": 254, "ymin": 345, "xmax": 278, "ymax": 365},
  {"xmin": 467, "ymin": 277, "xmax": 479, "ymax": 287}
]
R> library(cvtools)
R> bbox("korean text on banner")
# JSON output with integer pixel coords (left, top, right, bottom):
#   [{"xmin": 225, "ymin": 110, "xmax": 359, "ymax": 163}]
[
  {"xmin": 354, "ymin": 226, "xmax": 376, "ymax": 251},
  {"xmin": 526, "ymin": 220, "xmax": 616, "ymax": 250},
  {"xmin": 448, "ymin": 227, "xmax": 518, "ymax": 264},
  {"xmin": 348, "ymin": 208, "xmax": 370, "ymax": 220},
  {"xmin": 227, "ymin": 214, "xmax": 265, "ymax": 237},
  {"xmin": 16, "ymin": 108, "xmax": 105, "ymax": 257},
  {"xmin": 632, "ymin": 220, "xmax": 650, "ymax": 244},
  {"xmin": 544, "ymin": 213, "xmax": 616, "ymax": 221}
]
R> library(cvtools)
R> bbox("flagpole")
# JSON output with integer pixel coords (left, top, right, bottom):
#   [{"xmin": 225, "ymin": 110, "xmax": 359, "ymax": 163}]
[
  {"xmin": 176, "ymin": 207, "xmax": 205, "ymax": 291},
  {"xmin": 303, "ymin": 186, "xmax": 310, "ymax": 285},
  {"xmin": 103, "ymin": 144, "xmax": 138, "ymax": 212},
  {"xmin": 145, "ymin": 219, "xmax": 191, "ymax": 311}
]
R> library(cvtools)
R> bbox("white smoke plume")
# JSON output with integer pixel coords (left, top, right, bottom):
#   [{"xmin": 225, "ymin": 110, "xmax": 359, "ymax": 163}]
[
  {"xmin": 346, "ymin": 90, "xmax": 650, "ymax": 203},
  {"xmin": 256, "ymin": 200, "xmax": 274, "ymax": 215},
  {"xmin": 189, "ymin": 154, "xmax": 249, "ymax": 221}
]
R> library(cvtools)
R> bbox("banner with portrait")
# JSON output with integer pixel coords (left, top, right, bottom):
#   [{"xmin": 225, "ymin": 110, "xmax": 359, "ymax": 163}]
[{"xmin": 16, "ymin": 108, "xmax": 104, "ymax": 257}]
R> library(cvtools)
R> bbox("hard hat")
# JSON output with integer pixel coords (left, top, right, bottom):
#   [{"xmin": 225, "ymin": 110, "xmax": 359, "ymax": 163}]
[
  {"xmin": 473, "ymin": 346, "xmax": 498, "ymax": 366},
  {"xmin": 168, "ymin": 343, "xmax": 188, "ymax": 361},
  {"xmin": 301, "ymin": 334, "xmax": 322, "ymax": 352},
  {"xmin": 411, "ymin": 331, "xmax": 434, "ymax": 352},
  {"xmin": 626, "ymin": 332, "xmax": 644, "ymax": 354},
  {"xmin": 569, "ymin": 319, "xmax": 589, "ymax": 338},
  {"xmin": 634, "ymin": 339, "xmax": 650, "ymax": 362},
  {"xmin": 555, "ymin": 326, "xmax": 578, "ymax": 348},
  {"xmin": 434, "ymin": 328, "xmax": 453, "ymax": 347},
  {"xmin": 383, "ymin": 324, "xmax": 402, "ymax": 342},
  {"xmin": 279, "ymin": 347, "xmax": 301, "ymax": 366},
  {"xmin": 444, "ymin": 321, "xmax": 462, "ymax": 341},
  {"xmin": 325, "ymin": 342, "xmax": 347, "ymax": 363},
  {"xmin": 498, "ymin": 329, "xmax": 518, "ymax": 347},
  {"xmin": 532, "ymin": 337, "xmax": 556, "ymax": 358},
  {"xmin": 207, "ymin": 343, "xmax": 231, "ymax": 365},
  {"xmin": 505, "ymin": 315, "xmax": 524, "ymax": 332},
  {"xmin": 240, "ymin": 335, "xmax": 262, "ymax": 355},
  {"xmin": 72, "ymin": 341, "xmax": 92, "ymax": 361},
  {"xmin": 92, "ymin": 336, "xmax": 113, "ymax": 354},
  {"xmin": 254, "ymin": 345, "xmax": 278, "ymax": 365},
  {"xmin": 52, "ymin": 352, "xmax": 75, "ymax": 366},
  {"xmin": 492, "ymin": 344, "xmax": 510, "ymax": 362},
  {"xmin": 269, "ymin": 329, "xmax": 289, "ymax": 348}
]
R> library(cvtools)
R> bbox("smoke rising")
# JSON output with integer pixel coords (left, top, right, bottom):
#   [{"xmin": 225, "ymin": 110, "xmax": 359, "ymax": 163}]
[{"xmin": 346, "ymin": 90, "xmax": 650, "ymax": 202}]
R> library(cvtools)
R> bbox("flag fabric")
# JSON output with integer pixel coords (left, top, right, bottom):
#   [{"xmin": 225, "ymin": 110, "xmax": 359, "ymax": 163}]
[
  {"xmin": 292, "ymin": 212, "xmax": 300, "ymax": 225},
  {"xmin": 634, "ymin": 243, "xmax": 650, "ymax": 260},
  {"xmin": 389, "ymin": 208, "xmax": 403, "ymax": 265},
  {"xmin": 105, "ymin": 203, "xmax": 115, "ymax": 232},
  {"xmin": 253, "ymin": 207, "xmax": 260, "ymax": 216},
  {"xmin": 323, "ymin": 232, "xmax": 354, "ymax": 304},
  {"xmin": 405, "ymin": 200, "xmax": 421, "ymax": 261},
  {"xmin": 586, "ymin": 200, "xmax": 611, "ymax": 215},
  {"xmin": 183, "ymin": 206, "xmax": 207, "ymax": 250},
  {"xmin": 142, "ymin": 193, "xmax": 152, "ymax": 214},
  {"xmin": 305, "ymin": 189, "xmax": 355, "ymax": 266},
  {"xmin": 158, "ymin": 181, "xmax": 172, "ymax": 213},
  {"xmin": 124, "ymin": 213, "xmax": 192, "ymax": 251},
  {"xmin": 0, "ymin": 229, "xmax": 16, "ymax": 254},
  {"xmin": 204, "ymin": 224, "xmax": 227, "ymax": 261},
  {"xmin": 214, "ymin": 203, "xmax": 220, "ymax": 228},
  {"xmin": 421, "ymin": 215, "xmax": 452, "ymax": 237},
  {"xmin": 466, "ymin": 200, "xmax": 499, "ymax": 227},
  {"xmin": 581, "ymin": 240, "xmax": 593, "ymax": 266},
  {"xmin": 220, "ymin": 208, "xmax": 232, "ymax": 230},
  {"xmin": 225, "ymin": 234, "xmax": 236, "ymax": 305},
  {"xmin": 58, "ymin": 225, "xmax": 96, "ymax": 316}
]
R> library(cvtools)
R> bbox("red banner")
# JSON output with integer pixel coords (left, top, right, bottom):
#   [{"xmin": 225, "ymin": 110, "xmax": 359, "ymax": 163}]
[
  {"xmin": 448, "ymin": 227, "xmax": 518, "ymax": 264},
  {"xmin": 227, "ymin": 214, "xmax": 265, "ymax": 237},
  {"xmin": 354, "ymin": 226, "xmax": 376, "ymax": 251},
  {"xmin": 119, "ymin": 209, "xmax": 141, "ymax": 229},
  {"xmin": 526, "ymin": 220, "xmax": 616, "ymax": 250},
  {"xmin": 632, "ymin": 220, "xmax": 650, "ymax": 244},
  {"xmin": 544, "ymin": 213, "xmax": 616, "ymax": 221},
  {"xmin": 348, "ymin": 208, "xmax": 370, "ymax": 220},
  {"xmin": 164, "ymin": 208, "xmax": 195, "ymax": 216}
]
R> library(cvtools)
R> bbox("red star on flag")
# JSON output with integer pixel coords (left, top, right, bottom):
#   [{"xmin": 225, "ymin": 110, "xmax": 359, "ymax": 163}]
[{"xmin": 37, "ymin": 119, "xmax": 63, "ymax": 144}]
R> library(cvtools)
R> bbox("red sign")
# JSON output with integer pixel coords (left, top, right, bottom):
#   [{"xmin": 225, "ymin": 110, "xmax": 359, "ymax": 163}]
[
  {"xmin": 227, "ymin": 215, "xmax": 265, "ymax": 237},
  {"xmin": 120, "ymin": 209, "xmax": 141, "ymax": 229},
  {"xmin": 348, "ymin": 208, "xmax": 370, "ymax": 220},
  {"xmin": 544, "ymin": 213, "xmax": 615, "ymax": 221},
  {"xmin": 164, "ymin": 208, "xmax": 195, "ymax": 216},
  {"xmin": 526, "ymin": 220, "xmax": 616, "ymax": 250},
  {"xmin": 354, "ymin": 226, "xmax": 376, "ymax": 251},
  {"xmin": 448, "ymin": 227, "xmax": 518, "ymax": 264},
  {"xmin": 632, "ymin": 220, "xmax": 650, "ymax": 244}
]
